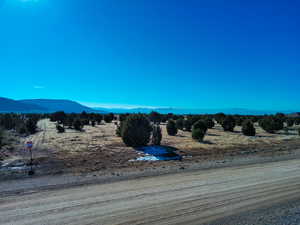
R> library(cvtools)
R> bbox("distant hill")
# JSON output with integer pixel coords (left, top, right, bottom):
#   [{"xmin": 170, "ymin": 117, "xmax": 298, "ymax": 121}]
[
  {"xmin": 0, "ymin": 97, "xmax": 46, "ymax": 113},
  {"xmin": 19, "ymin": 99, "xmax": 105, "ymax": 113},
  {"xmin": 93, "ymin": 107, "xmax": 295, "ymax": 115}
]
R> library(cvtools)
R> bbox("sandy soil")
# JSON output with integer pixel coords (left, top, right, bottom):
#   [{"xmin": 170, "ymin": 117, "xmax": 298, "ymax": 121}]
[
  {"xmin": 1, "ymin": 158, "xmax": 300, "ymax": 225},
  {"xmin": 1, "ymin": 119, "xmax": 300, "ymax": 178}
]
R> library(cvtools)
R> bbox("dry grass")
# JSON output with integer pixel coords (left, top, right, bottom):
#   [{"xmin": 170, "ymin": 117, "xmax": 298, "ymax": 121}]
[{"xmin": 3, "ymin": 119, "xmax": 300, "ymax": 174}]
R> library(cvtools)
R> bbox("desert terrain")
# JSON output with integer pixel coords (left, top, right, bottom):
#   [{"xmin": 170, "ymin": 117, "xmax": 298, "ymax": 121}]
[{"xmin": 1, "ymin": 118, "xmax": 300, "ymax": 180}]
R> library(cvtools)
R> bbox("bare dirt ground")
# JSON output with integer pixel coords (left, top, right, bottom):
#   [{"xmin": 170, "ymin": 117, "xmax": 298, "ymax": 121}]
[
  {"xmin": 1, "ymin": 158, "xmax": 300, "ymax": 225},
  {"xmin": 1, "ymin": 119, "xmax": 300, "ymax": 179}
]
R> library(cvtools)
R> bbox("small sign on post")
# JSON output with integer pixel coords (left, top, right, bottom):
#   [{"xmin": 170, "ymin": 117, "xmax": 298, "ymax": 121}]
[{"xmin": 26, "ymin": 141, "xmax": 34, "ymax": 176}]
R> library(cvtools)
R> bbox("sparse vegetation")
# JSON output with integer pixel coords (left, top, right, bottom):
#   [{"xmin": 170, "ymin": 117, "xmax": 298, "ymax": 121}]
[
  {"xmin": 176, "ymin": 118, "xmax": 184, "ymax": 130},
  {"xmin": 235, "ymin": 116, "xmax": 244, "ymax": 126},
  {"xmin": 116, "ymin": 120, "xmax": 125, "ymax": 137},
  {"xmin": 192, "ymin": 120, "xmax": 208, "ymax": 142},
  {"xmin": 205, "ymin": 118, "xmax": 215, "ymax": 129},
  {"xmin": 242, "ymin": 120, "xmax": 256, "ymax": 136},
  {"xmin": 26, "ymin": 118, "xmax": 38, "ymax": 134},
  {"xmin": 149, "ymin": 111, "xmax": 162, "ymax": 124},
  {"xmin": 50, "ymin": 111, "xmax": 67, "ymax": 124},
  {"xmin": 192, "ymin": 128, "xmax": 206, "ymax": 142},
  {"xmin": 286, "ymin": 118, "xmax": 294, "ymax": 127},
  {"xmin": 193, "ymin": 120, "xmax": 208, "ymax": 133},
  {"xmin": 222, "ymin": 116, "xmax": 236, "ymax": 132},
  {"xmin": 121, "ymin": 114, "xmax": 152, "ymax": 147},
  {"xmin": 215, "ymin": 113, "xmax": 226, "ymax": 125},
  {"xmin": 167, "ymin": 120, "xmax": 178, "ymax": 136},
  {"xmin": 1, "ymin": 110, "xmax": 300, "ymax": 179},
  {"xmin": 152, "ymin": 124, "xmax": 162, "ymax": 145},
  {"xmin": 56, "ymin": 124, "xmax": 65, "ymax": 133},
  {"xmin": 104, "ymin": 113, "xmax": 114, "ymax": 123},
  {"xmin": 73, "ymin": 119, "xmax": 84, "ymax": 131},
  {"xmin": 183, "ymin": 119, "xmax": 192, "ymax": 131},
  {"xmin": 259, "ymin": 116, "xmax": 284, "ymax": 133},
  {"xmin": 0, "ymin": 128, "xmax": 4, "ymax": 147}
]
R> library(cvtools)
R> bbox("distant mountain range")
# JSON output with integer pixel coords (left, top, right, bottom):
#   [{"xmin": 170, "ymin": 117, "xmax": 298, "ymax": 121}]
[
  {"xmin": 0, "ymin": 97, "xmax": 106, "ymax": 113},
  {"xmin": 0, "ymin": 97, "xmax": 45, "ymax": 112},
  {"xmin": 94, "ymin": 107, "xmax": 298, "ymax": 116},
  {"xmin": 0, "ymin": 97, "xmax": 298, "ymax": 115}
]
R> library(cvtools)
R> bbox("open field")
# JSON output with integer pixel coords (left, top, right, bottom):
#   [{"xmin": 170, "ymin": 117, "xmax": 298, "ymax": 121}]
[
  {"xmin": 1, "ymin": 118, "xmax": 300, "ymax": 178},
  {"xmin": 1, "ymin": 158, "xmax": 300, "ymax": 225}
]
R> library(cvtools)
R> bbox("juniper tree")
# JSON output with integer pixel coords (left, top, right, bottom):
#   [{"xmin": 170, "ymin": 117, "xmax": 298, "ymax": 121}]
[
  {"xmin": 259, "ymin": 116, "xmax": 284, "ymax": 133},
  {"xmin": 222, "ymin": 116, "xmax": 236, "ymax": 132},
  {"xmin": 183, "ymin": 119, "xmax": 192, "ymax": 131},
  {"xmin": 152, "ymin": 125, "xmax": 162, "ymax": 145},
  {"xmin": 176, "ymin": 118, "xmax": 184, "ymax": 130},
  {"xmin": 121, "ymin": 114, "xmax": 152, "ymax": 147},
  {"xmin": 242, "ymin": 120, "xmax": 256, "ymax": 136},
  {"xmin": 166, "ymin": 120, "xmax": 178, "ymax": 136},
  {"xmin": 192, "ymin": 120, "xmax": 208, "ymax": 142}
]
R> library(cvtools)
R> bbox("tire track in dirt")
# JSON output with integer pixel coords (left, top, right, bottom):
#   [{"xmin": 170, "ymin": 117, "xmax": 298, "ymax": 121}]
[{"xmin": 1, "ymin": 159, "xmax": 300, "ymax": 225}]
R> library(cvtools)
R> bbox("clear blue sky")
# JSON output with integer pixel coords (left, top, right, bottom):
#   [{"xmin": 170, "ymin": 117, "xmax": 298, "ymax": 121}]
[{"xmin": 0, "ymin": 0, "xmax": 299, "ymax": 110}]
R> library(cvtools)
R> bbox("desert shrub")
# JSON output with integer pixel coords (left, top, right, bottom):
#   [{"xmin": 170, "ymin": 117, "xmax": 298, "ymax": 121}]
[
  {"xmin": 81, "ymin": 119, "xmax": 90, "ymax": 126},
  {"xmin": 73, "ymin": 119, "xmax": 83, "ymax": 131},
  {"xmin": 119, "ymin": 114, "xmax": 129, "ymax": 122},
  {"xmin": 149, "ymin": 111, "xmax": 161, "ymax": 124},
  {"xmin": 205, "ymin": 118, "xmax": 215, "ymax": 129},
  {"xmin": 193, "ymin": 120, "xmax": 208, "ymax": 133},
  {"xmin": 192, "ymin": 120, "xmax": 208, "ymax": 142},
  {"xmin": 284, "ymin": 127, "xmax": 289, "ymax": 135},
  {"xmin": 65, "ymin": 115, "xmax": 75, "ymax": 128},
  {"xmin": 0, "ymin": 114, "xmax": 15, "ymax": 130},
  {"xmin": 91, "ymin": 120, "xmax": 96, "ymax": 127},
  {"xmin": 176, "ymin": 118, "xmax": 184, "ymax": 130},
  {"xmin": 242, "ymin": 120, "xmax": 256, "ymax": 136},
  {"xmin": 186, "ymin": 115, "xmax": 203, "ymax": 125},
  {"xmin": 17, "ymin": 123, "xmax": 27, "ymax": 135},
  {"xmin": 116, "ymin": 124, "xmax": 122, "ymax": 137},
  {"xmin": 259, "ymin": 116, "xmax": 284, "ymax": 133},
  {"xmin": 94, "ymin": 114, "xmax": 103, "ymax": 125},
  {"xmin": 192, "ymin": 128, "xmax": 206, "ymax": 142},
  {"xmin": 275, "ymin": 113, "xmax": 286, "ymax": 121},
  {"xmin": 161, "ymin": 115, "xmax": 168, "ymax": 123},
  {"xmin": 235, "ymin": 117, "xmax": 244, "ymax": 126},
  {"xmin": 80, "ymin": 111, "xmax": 88, "ymax": 119},
  {"xmin": 221, "ymin": 116, "xmax": 236, "ymax": 132},
  {"xmin": 286, "ymin": 118, "xmax": 294, "ymax": 127},
  {"xmin": 50, "ymin": 111, "xmax": 67, "ymax": 124},
  {"xmin": 183, "ymin": 119, "xmax": 192, "ymax": 131},
  {"xmin": 298, "ymin": 128, "xmax": 300, "ymax": 136},
  {"xmin": 56, "ymin": 124, "xmax": 65, "ymax": 133},
  {"xmin": 295, "ymin": 117, "xmax": 300, "ymax": 125},
  {"xmin": 0, "ymin": 128, "xmax": 3, "ymax": 147},
  {"xmin": 121, "ymin": 114, "xmax": 152, "ymax": 147},
  {"xmin": 26, "ymin": 118, "xmax": 38, "ymax": 134},
  {"xmin": 251, "ymin": 116, "xmax": 260, "ymax": 123},
  {"xmin": 166, "ymin": 120, "xmax": 178, "ymax": 136},
  {"xmin": 152, "ymin": 125, "xmax": 162, "ymax": 145},
  {"xmin": 215, "ymin": 113, "xmax": 226, "ymax": 124},
  {"xmin": 104, "ymin": 113, "xmax": 114, "ymax": 123},
  {"xmin": 116, "ymin": 120, "xmax": 125, "ymax": 137}
]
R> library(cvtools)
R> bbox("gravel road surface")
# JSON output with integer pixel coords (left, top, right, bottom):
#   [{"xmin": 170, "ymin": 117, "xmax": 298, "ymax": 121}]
[{"xmin": 1, "ymin": 159, "xmax": 300, "ymax": 225}]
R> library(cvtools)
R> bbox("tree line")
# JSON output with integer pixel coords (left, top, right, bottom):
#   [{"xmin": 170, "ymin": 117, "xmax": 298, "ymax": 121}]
[{"xmin": 1, "ymin": 111, "xmax": 300, "ymax": 149}]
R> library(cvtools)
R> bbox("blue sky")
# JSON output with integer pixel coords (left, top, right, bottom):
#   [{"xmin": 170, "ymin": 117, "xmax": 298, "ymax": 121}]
[{"xmin": 0, "ymin": 0, "xmax": 299, "ymax": 110}]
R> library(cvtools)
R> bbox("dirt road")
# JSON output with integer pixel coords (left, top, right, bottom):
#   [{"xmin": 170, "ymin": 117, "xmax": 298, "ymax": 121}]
[{"xmin": 1, "ymin": 159, "xmax": 300, "ymax": 225}]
